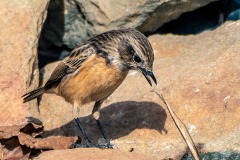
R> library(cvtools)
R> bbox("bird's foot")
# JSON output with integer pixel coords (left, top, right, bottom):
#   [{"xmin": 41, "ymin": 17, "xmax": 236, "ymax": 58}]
[
  {"xmin": 71, "ymin": 138, "xmax": 113, "ymax": 149},
  {"xmin": 105, "ymin": 142, "xmax": 113, "ymax": 149},
  {"xmin": 97, "ymin": 142, "xmax": 113, "ymax": 149},
  {"xmin": 98, "ymin": 138, "xmax": 113, "ymax": 149},
  {"xmin": 71, "ymin": 143, "xmax": 99, "ymax": 148},
  {"xmin": 71, "ymin": 142, "xmax": 113, "ymax": 149}
]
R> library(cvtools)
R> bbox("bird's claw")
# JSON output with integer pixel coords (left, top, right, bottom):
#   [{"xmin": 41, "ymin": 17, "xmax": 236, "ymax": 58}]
[
  {"xmin": 103, "ymin": 139, "xmax": 113, "ymax": 149},
  {"xmin": 105, "ymin": 142, "xmax": 113, "ymax": 149},
  {"xmin": 71, "ymin": 143, "xmax": 99, "ymax": 148},
  {"xmin": 97, "ymin": 142, "xmax": 113, "ymax": 149},
  {"xmin": 70, "ymin": 141, "xmax": 113, "ymax": 149}
]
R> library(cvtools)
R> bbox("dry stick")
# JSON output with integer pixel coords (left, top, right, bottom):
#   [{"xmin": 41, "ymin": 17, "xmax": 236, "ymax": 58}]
[{"xmin": 152, "ymin": 90, "xmax": 200, "ymax": 160}]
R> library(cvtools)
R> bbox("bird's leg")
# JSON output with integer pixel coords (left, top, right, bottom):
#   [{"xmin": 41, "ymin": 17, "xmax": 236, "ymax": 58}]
[
  {"xmin": 72, "ymin": 105, "xmax": 97, "ymax": 148},
  {"xmin": 74, "ymin": 118, "xmax": 92, "ymax": 145},
  {"xmin": 92, "ymin": 100, "xmax": 113, "ymax": 148}
]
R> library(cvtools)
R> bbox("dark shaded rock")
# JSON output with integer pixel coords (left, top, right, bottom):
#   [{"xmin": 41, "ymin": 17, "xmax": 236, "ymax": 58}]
[
  {"xmin": 227, "ymin": 0, "xmax": 240, "ymax": 21},
  {"xmin": 38, "ymin": 0, "xmax": 217, "ymax": 51},
  {"xmin": 0, "ymin": 137, "xmax": 30, "ymax": 160},
  {"xmin": 182, "ymin": 151, "xmax": 240, "ymax": 160},
  {"xmin": 157, "ymin": 0, "xmax": 240, "ymax": 35}
]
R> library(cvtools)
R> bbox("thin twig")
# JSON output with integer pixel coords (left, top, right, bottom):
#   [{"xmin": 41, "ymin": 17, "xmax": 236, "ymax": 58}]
[{"xmin": 152, "ymin": 90, "xmax": 200, "ymax": 160}]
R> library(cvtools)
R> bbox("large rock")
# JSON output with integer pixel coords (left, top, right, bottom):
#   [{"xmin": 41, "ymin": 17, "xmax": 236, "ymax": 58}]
[
  {"xmin": 39, "ymin": 0, "xmax": 217, "ymax": 49},
  {"xmin": 0, "ymin": 1, "xmax": 49, "ymax": 159},
  {"xmin": 38, "ymin": 20, "xmax": 240, "ymax": 159}
]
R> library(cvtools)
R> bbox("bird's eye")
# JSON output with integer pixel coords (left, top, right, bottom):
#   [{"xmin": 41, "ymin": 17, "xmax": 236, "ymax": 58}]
[{"xmin": 133, "ymin": 55, "xmax": 141, "ymax": 63}]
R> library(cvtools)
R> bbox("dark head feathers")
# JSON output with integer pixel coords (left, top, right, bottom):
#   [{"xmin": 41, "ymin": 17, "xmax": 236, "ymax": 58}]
[{"xmin": 87, "ymin": 28, "xmax": 154, "ymax": 68}]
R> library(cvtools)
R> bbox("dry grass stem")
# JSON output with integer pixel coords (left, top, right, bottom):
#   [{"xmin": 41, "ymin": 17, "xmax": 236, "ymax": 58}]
[{"xmin": 152, "ymin": 90, "xmax": 200, "ymax": 160}]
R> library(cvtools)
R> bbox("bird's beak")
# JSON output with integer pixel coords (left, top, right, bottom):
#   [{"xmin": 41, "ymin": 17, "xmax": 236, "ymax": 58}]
[{"xmin": 138, "ymin": 67, "xmax": 157, "ymax": 86}]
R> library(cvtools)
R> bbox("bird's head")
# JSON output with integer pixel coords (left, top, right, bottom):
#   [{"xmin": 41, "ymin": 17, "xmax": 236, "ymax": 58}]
[
  {"xmin": 116, "ymin": 29, "xmax": 157, "ymax": 86},
  {"xmin": 93, "ymin": 28, "xmax": 157, "ymax": 86}
]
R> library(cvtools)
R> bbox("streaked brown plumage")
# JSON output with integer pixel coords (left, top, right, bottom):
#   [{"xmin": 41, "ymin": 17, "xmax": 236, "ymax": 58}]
[{"xmin": 23, "ymin": 28, "xmax": 157, "ymax": 148}]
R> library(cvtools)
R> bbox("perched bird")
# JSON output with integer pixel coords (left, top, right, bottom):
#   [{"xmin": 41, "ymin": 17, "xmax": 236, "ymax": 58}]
[{"xmin": 23, "ymin": 28, "xmax": 157, "ymax": 148}]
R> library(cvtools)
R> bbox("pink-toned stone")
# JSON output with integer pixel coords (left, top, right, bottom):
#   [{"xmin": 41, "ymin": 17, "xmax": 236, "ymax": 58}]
[
  {"xmin": 19, "ymin": 132, "xmax": 77, "ymax": 150},
  {"xmin": 0, "ymin": 0, "xmax": 48, "ymax": 159},
  {"xmin": 0, "ymin": 138, "xmax": 30, "ymax": 160},
  {"xmin": 0, "ymin": 0, "xmax": 48, "ymax": 137},
  {"xmin": 38, "ymin": 21, "xmax": 240, "ymax": 159},
  {"xmin": 34, "ymin": 148, "xmax": 158, "ymax": 160}
]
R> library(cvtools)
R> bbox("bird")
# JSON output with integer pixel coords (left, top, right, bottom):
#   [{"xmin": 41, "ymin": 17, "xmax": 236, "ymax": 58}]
[{"xmin": 22, "ymin": 28, "xmax": 157, "ymax": 148}]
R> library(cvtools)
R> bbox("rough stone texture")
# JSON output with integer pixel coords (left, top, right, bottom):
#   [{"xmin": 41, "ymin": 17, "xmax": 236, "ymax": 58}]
[
  {"xmin": 147, "ymin": 21, "xmax": 240, "ymax": 158},
  {"xmin": 34, "ymin": 148, "xmax": 158, "ymax": 160},
  {"xmin": 0, "ymin": 0, "xmax": 49, "ymax": 159},
  {"xmin": 38, "ymin": 21, "xmax": 240, "ymax": 159},
  {"xmin": 0, "ymin": 137, "xmax": 31, "ymax": 160},
  {"xmin": 39, "ymin": 0, "xmax": 217, "ymax": 49},
  {"xmin": 19, "ymin": 133, "xmax": 77, "ymax": 150}
]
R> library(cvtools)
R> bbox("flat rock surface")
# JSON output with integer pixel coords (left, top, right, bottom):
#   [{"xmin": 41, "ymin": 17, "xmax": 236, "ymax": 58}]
[
  {"xmin": 34, "ymin": 148, "xmax": 158, "ymax": 160},
  {"xmin": 39, "ymin": 21, "xmax": 240, "ymax": 159}
]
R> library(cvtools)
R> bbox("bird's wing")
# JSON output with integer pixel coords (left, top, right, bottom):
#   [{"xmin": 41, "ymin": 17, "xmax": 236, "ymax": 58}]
[{"xmin": 44, "ymin": 45, "xmax": 94, "ymax": 89}]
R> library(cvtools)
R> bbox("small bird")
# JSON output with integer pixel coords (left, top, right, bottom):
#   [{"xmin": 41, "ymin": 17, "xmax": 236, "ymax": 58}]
[{"xmin": 23, "ymin": 28, "xmax": 157, "ymax": 148}]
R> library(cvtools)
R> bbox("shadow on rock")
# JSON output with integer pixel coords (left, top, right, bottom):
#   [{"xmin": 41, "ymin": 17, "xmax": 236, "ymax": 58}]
[{"xmin": 42, "ymin": 101, "xmax": 167, "ymax": 143}]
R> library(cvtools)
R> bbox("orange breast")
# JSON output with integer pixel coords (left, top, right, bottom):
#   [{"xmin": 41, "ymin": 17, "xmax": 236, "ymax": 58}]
[{"xmin": 58, "ymin": 54, "xmax": 128, "ymax": 106}]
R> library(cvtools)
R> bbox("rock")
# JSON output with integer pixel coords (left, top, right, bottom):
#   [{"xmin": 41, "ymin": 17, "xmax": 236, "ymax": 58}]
[
  {"xmin": 0, "ymin": 137, "xmax": 31, "ymax": 160},
  {"xmin": 33, "ymin": 148, "xmax": 158, "ymax": 160},
  {"xmin": 39, "ymin": 0, "xmax": 217, "ymax": 49},
  {"xmin": 19, "ymin": 133, "xmax": 77, "ymax": 150},
  {"xmin": 147, "ymin": 20, "xmax": 240, "ymax": 158},
  {"xmin": 38, "ymin": 20, "xmax": 240, "ymax": 159},
  {"xmin": 0, "ymin": 0, "xmax": 48, "ymax": 159},
  {"xmin": 227, "ymin": 0, "xmax": 240, "ymax": 21}
]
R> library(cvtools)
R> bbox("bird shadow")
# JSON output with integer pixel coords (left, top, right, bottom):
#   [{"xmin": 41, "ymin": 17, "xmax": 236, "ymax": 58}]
[{"xmin": 41, "ymin": 101, "xmax": 167, "ymax": 143}]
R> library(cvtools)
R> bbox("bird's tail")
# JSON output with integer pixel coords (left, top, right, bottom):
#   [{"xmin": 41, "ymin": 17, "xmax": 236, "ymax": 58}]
[{"xmin": 22, "ymin": 87, "xmax": 45, "ymax": 103}]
